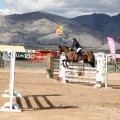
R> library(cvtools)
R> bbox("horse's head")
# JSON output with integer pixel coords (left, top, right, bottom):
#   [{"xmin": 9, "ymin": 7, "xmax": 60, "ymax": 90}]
[{"xmin": 57, "ymin": 45, "xmax": 69, "ymax": 57}]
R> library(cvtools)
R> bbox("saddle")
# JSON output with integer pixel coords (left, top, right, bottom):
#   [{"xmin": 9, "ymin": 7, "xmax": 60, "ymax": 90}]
[{"xmin": 77, "ymin": 51, "xmax": 85, "ymax": 56}]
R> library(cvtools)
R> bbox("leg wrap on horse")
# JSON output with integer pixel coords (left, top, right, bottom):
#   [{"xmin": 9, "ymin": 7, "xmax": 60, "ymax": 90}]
[{"xmin": 62, "ymin": 60, "xmax": 68, "ymax": 68}]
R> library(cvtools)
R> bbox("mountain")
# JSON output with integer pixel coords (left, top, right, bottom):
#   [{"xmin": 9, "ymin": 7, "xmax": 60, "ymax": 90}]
[
  {"xmin": 72, "ymin": 13, "xmax": 120, "ymax": 48},
  {"xmin": 0, "ymin": 11, "xmax": 120, "ymax": 50}
]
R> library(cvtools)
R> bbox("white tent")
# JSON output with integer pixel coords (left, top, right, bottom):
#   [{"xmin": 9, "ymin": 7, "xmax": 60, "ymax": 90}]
[{"xmin": 0, "ymin": 45, "xmax": 26, "ymax": 52}]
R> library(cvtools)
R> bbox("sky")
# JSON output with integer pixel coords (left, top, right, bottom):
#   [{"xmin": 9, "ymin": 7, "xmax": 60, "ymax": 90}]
[{"xmin": 0, "ymin": 0, "xmax": 120, "ymax": 18}]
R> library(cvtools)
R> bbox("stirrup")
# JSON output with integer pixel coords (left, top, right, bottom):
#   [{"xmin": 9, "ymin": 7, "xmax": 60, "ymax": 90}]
[
  {"xmin": 82, "ymin": 53, "xmax": 85, "ymax": 55},
  {"xmin": 81, "ymin": 51, "xmax": 85, "ymax": 56}
]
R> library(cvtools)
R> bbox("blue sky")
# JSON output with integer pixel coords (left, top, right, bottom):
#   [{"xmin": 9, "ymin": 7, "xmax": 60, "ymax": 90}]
[
  {"xmin": 0, "ymin": 0, "xmax": 6, "ymax": 8},
  {"xmin": 0, "ymin": 0, "xmax": 120, "ymax": 18}
]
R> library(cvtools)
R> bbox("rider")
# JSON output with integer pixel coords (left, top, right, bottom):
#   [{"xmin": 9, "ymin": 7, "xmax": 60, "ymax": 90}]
[{"xmin": 70, "ymin": 38, "xmax": 84, "ymax": 56}]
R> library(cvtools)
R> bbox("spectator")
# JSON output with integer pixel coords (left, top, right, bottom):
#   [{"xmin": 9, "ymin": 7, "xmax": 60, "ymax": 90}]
[{"xmin": 0, "ymin": 51, "xmax": 4, "ymax": 68}]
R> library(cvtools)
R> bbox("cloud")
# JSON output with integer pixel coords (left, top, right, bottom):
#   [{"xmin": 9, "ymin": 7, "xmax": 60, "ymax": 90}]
[
  {"xmin": 3, "ymin": 0, "xmax": 51, "ymax": 13},
  {"xmin": 0, "ymin": 0, "xmax": 120, "ymax": 17},
  {"xmin": 0, "ymin": 9, "xmax": 16, "ymax": 15}
]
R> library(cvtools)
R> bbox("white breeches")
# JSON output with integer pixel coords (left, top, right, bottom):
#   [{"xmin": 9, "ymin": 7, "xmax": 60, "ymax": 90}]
[{"xmin": 76, "ymin": 48, "xmax": 82, "ymax": 53}]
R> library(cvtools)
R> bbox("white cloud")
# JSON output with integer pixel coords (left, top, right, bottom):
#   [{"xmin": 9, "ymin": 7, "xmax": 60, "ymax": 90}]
[
  {"xmin": 0, "ymin": 9, "xmax": 16, "ymax": 15},
  {"xmin": 4, "ymin": 0, "xmax": 51, "ymax": 13},
  {"xmin": 0, "ymin": 0, "xmax": 120, "ymax": 17}
]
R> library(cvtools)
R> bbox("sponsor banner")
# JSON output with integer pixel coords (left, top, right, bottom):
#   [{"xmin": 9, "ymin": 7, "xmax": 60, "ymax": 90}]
[
  {"xmin": 3, "ymin": 51, "xmax": 11, "ymax": 61},
  {"xmin": 107, "ymin": 37, "xmax": 116, "ymax": 64},
  {"xmin": 3, "ymin": 51, "xmax": 50, "ymax": 61}
]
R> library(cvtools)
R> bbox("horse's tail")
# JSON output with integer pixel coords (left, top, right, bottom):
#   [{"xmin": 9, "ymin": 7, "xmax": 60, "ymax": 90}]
[{"xmin": 90, "ymin": 51, "xmax": 95, "ymax": 67}]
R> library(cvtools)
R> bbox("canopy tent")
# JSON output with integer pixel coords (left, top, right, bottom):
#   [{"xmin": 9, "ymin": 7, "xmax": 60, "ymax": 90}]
[{"xmin": 0, "ymin": 45, "xmax": 26, "ymax": 52}]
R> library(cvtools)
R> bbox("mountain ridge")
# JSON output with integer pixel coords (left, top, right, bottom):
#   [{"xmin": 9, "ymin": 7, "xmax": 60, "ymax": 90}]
[{"xmin": 0, "ymin": 11, "xmax": 120, "ymax": 50}]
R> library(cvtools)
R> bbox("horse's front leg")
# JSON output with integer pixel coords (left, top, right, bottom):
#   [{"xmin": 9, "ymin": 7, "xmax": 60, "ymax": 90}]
[
  {"xmin": 65, "ymin": 60, "xmax": 69, "ymax": 68},
  {"xmin": 62, "ymin": 59, "xmax": 68, "ymax": 68},
  {"xmin": 62, "ymin": 60, "xmax": 65, "ymax": 67}
]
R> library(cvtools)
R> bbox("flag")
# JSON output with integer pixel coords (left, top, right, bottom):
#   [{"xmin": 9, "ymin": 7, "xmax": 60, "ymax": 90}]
[
  {"xmin": 107, "ymin": 37, "xmax": 116, "ymax": 64},
  {"xmin": 56, "ymin": 26, "xmax": 63, "ymax": 35}
]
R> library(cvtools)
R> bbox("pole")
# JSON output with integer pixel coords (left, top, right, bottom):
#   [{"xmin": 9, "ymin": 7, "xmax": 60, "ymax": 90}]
[
  {"xmin": 61, "ymin": 35, "xmax": 63, "ymax": 45},
  {"xmin": 9, "ymin": 51, "xmax": 15, "ymax": 110},
  {"xmin": 105, "ymin": 55, "xmax": 108, "ymax": 88}
]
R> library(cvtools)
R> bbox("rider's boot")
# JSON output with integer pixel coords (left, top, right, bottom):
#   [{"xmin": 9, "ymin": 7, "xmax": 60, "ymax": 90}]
[
  {"xmin": 77, "ymin": 52, "xmax": 82, "ymax": 56},
  {"xmin": 77, "ymin": 51, "xmax": 84, "ymax": 56}
]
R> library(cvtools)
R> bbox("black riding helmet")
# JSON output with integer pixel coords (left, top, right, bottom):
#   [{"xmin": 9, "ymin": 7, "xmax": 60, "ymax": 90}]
[{"xmin": 72, "ymin": 38, "xmax": 77, "ymax": 42}]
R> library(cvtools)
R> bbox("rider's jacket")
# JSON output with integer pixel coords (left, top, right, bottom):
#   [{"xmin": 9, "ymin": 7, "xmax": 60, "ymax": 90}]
[{"xmin": 71, "ymin": 41, "xmax": 82, "ymax": 50}]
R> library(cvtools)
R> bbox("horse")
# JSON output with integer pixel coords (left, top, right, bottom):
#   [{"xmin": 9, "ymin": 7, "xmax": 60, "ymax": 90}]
[{"xmin": 57, "ymin": 45, "xmax": 95, "ymax": 68}]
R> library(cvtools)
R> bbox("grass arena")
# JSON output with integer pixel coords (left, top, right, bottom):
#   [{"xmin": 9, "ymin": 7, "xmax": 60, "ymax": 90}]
[{"xmin": 0, "ymin": 66, "xmax": 120, "ymax": 120}]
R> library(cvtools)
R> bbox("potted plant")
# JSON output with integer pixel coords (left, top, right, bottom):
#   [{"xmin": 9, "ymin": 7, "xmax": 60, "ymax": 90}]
[
  {"xmin": 77, "ymin": 70, "xmax": 82, "ymax": 76},
  {"xmin": 46, "ymin": 68, "xmax": 53, "ymax": 78}
]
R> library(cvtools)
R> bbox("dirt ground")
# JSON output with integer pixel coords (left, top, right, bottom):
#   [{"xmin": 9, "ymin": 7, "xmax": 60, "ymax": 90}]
[{"xmin": 0, "ymin": 68, "xmax": 120, "ymax": 120}]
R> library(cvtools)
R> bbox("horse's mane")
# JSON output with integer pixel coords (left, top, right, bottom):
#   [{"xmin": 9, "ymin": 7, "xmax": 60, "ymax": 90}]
[{"xmin": 61, "ymin": 45, "xmax": 70, "ymax": 48}]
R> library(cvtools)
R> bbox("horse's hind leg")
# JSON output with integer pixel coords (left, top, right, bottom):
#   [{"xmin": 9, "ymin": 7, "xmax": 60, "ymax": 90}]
[
  {"xmin": 83, "ymin": 55, "xmax": 95, "ymax": 67},
  {"xmin": 88, "ymin": 56, "xmax": 95, "ymax": 67},
  {"xmin": 84, "ymin": 59, "xmax": 88, "ymax": 63}
]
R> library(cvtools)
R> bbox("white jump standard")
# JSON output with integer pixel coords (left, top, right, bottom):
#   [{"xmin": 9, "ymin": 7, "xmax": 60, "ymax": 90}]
[{"xmin": 0, "ymin": 51, "xmax": 22, "ymax": 112}]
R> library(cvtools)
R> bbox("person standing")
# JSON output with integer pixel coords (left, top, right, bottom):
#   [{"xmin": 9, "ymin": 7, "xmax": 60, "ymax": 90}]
[{"xmin": 0, "ymin": 51, "xmax": 4, "ymax": 68}]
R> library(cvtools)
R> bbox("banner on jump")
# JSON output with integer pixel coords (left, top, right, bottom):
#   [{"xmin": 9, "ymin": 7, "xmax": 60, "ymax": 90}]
[{"xmin": 3, "ymin": 52, "xmax": 50, "ymax": 61}]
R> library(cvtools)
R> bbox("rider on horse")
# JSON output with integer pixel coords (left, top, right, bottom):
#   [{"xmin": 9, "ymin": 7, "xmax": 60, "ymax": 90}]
[{"xmin": 70, "ymin": 38, "xmax": 84, "ymax": 56}]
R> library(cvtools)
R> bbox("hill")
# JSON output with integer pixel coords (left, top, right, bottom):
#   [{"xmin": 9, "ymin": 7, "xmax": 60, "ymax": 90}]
[{"xmin": 0, "ymin": 11, "xmax": 120, "ymax": 50}]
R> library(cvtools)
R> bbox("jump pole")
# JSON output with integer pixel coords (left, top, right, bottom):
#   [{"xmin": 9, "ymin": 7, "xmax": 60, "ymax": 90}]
[{"xmin": 0, "ymin": 50, "xmax": 22, "ymax": 112}]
